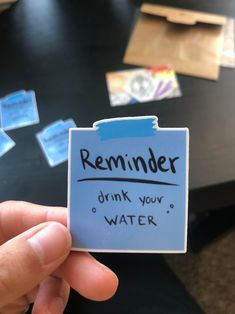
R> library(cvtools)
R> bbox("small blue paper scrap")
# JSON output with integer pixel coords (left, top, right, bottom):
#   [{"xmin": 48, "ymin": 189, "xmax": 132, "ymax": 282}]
[
  {"xmin": 0, "ymin": 128, "xmax": 15, "ymax": 157},
  {"xmin": 68, "ymin": 116, "xmax": 189, "ymax": 253},
  {"xmin": 37, "ymin": 119, "xmax": 76, "ymax": 167},
  {"xmin": 0, "ymin": 90, "xmax": 39, "ymax": 131}
]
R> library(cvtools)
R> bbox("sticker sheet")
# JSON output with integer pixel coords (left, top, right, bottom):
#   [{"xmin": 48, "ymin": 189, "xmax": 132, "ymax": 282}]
[
  {"xmin": 37, "ymin": 119, "xmax": 76, "ymax": 167},
  {"xmin": 221, "ymin": 18, "xmax": 235, "ymax": 68},
  {"xmin": 0, "ymin": 90, "xmax": 39, "ymax": 130},
  {"xmin": 106, "ymin": 66, "xmax": 182, "ymax": 107},
  {"xmin": 68, "ymin": 116, "xmax": 189, "ymax": 253}
]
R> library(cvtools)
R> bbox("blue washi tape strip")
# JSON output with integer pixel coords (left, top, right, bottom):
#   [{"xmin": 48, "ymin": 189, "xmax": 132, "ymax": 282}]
[{"xmin": 95, "ymin": 117, "xmax": 157, "ymax": 140}]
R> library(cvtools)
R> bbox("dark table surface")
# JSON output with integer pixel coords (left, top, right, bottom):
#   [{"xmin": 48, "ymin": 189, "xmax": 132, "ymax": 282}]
[{"xmin": 0, "ymin": 0, "xmax": 235, "ymax": 214}]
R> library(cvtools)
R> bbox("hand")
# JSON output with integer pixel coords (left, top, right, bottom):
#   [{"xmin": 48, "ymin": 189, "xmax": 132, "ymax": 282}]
[{"xmin": 0, "ymin": 201, "xmax": 118, "ymax": 313}]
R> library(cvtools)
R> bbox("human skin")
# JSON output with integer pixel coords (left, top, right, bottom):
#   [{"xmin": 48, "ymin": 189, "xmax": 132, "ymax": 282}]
[{"xmin": 0, "ymin": 201, "xmax": 118, "ymax": 314}]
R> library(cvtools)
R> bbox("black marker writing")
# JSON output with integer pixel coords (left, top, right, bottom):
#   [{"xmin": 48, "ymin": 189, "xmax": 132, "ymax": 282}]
[
  {"xmin": 98, "ymin": 190, "xmax": 131, "ymax": 203},
  {"xmin": 80, "ymin": 147, "xmax": 179, "ymax": 174},
  {"xmin": 104, "ymin": 215, "xmax": 157, "ymax": 226},
  {"xmin": 139, "ymin": 196, "xmax": 164, "ymax": 207}
]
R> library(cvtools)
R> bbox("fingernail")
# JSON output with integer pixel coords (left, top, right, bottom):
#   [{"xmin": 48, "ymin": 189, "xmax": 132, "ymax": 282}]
[
  {"xmin": 48, "ymin": 297, "xmax": 65, "ymax": 314},
  {"xmin": 28, "ymin": 223, "xmax": 71, "ymax": 265}
]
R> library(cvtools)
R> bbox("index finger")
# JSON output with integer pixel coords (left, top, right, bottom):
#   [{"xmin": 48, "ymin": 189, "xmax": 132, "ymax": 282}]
[{"xmin": 0, "ymin": 201, "xmax": 67, "ymax": 244}]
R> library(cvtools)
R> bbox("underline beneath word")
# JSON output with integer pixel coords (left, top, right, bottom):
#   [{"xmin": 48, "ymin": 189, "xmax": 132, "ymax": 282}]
[{"xmin": 77, "ymin": 177, "xmax": 179, "ymax": 186}]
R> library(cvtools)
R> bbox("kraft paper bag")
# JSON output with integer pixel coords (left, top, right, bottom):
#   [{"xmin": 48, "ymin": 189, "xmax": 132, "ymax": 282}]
[
  {"xmin": 124, "ymin": 4, "xmax": 227, "ymax": 80},
  {"xmin": 0, "ymin": 0, "xmax": 17, "ymax": 13}
]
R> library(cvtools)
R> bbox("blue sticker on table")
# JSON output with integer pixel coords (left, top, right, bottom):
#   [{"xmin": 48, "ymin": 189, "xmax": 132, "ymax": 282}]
[
  {"xmin": 68, "ymin": 116, "xmax": 189, "ymax": 253},
  {"xmin": 37, "ymin": 119, "xmax": 76, "ymax": 167},
  {"xmin": 0, "ymin": 128, "xmax": 15, "ymax": 157},
  {"xmin": 0, "ymin": 90, "xmax": 39, "ymax": 130}
]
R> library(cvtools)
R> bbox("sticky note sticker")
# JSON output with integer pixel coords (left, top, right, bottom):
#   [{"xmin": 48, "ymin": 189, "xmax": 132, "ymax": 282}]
[
  {"xmin": 37, "ymin": 119, "xmax": 76, "ymax": 167},
  {"xmin": 0, "ymin": 90, "xmax": 39, "ymax": 130},
  {"xmin": 68, "ymin": 116, "xmax": 189, "ymax": 253},
  {"xmin": 0, "ymin": 128, "xmax": 15, "ymax": 157}
]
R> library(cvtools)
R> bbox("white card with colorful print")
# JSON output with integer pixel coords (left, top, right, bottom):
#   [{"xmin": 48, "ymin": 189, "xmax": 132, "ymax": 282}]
[{"xmin": 106, "ymin": 66, "xmax": 182, "ymax": 106}]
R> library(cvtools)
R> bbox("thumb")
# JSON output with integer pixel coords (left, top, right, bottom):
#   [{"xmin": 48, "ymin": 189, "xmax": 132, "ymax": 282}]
[{"xmin": 0, "ymin": 222, "xmax": 71, "ymax": 307}]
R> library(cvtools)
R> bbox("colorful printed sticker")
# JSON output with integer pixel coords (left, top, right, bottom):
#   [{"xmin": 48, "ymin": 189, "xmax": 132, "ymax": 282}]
[{"xmin": 106, "ymin": 66, "xmax": 182, "ymax": 106}]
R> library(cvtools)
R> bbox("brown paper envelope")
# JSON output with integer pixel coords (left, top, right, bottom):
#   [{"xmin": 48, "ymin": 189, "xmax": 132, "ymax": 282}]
[
  {"xmin": 0, "ymin": 0, "xmax": 17, "ymax": 4},
  {"xmin": 124, "ymin": 4, "xmax": 226, "ymax": 80},
  {"xmin": 0, "ymin": 0, "xmax": 17, "ymax": 5},
  {"xmin": 0, "ymin": 4, "xmax": 11, "ymax": 13}
]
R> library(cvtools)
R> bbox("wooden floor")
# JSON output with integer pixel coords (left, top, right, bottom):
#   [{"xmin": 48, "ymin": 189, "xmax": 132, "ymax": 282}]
[{"xmin": 165, "ymin": 228, "xmax": 235, "ymax": 314}]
